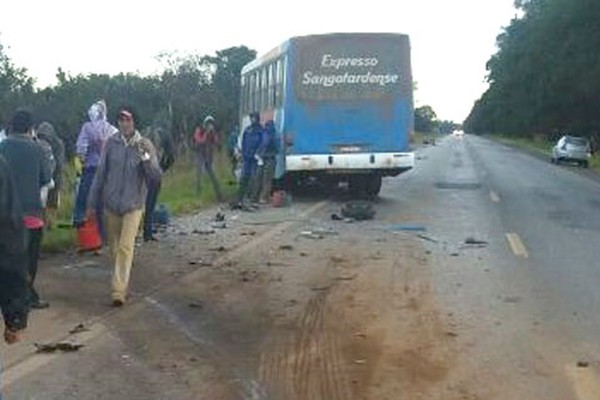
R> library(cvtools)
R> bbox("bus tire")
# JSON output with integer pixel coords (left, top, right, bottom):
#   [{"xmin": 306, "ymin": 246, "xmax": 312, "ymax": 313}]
[{"xmin": 365, "ymin": 175, "xmax": 382, "ymax": 198}]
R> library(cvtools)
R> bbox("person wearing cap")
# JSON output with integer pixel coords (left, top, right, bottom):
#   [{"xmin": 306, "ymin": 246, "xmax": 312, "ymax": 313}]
[
  {"xmin": 73, "ymin": 100, "xmax": 118, "ymax": 238},
  {"xmin": 193, "ymin": 115, "xmax": 223, "ymax": 202},
  {"xmin": 0, "ymin": 109, "xmax": 52, "ymax": 310},
  {"xmin": 88, "ymin": 106, "xmax": 161, "ymax": 307}
]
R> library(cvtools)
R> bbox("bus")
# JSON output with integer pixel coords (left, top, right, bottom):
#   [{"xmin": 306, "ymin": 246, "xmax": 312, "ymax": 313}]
[{"xmin": 239, "ymin": 32, "xmax": 414, "ymax": 197}]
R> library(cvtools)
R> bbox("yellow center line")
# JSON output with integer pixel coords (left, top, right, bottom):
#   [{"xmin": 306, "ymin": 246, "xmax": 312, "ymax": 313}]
[
  {"xmin": 566, "ymin": 364, "xmax": 600, "ymax": 400},
  {"xmin": 490, "ymin": 190, "xmax": 501, "ymax": 203},
  {"xmin": 506, "ymin": 233, "xmax": 529, "ymax": 258}
]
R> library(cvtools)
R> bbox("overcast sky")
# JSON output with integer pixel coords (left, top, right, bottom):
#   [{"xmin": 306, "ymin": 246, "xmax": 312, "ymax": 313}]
[{"xmin": 1, "ymin": 0, "xmax": 516, "ymax": 122}]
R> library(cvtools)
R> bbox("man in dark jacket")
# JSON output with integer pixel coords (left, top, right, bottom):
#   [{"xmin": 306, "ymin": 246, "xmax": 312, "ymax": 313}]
[
  {"xmin": 36, "ymin": 122, "xmax": 66, "ymax": 210},
  {"xmin": 0, "ymin": 155, "xmax": 29, "ymax": 354},
  {"xmin": 0, "ymin": 110, "xmax": 52, "ymax": 310},
  {"xmin": 88, "ymin": 106, "xmax": 161, "ymax": 306},
  {"xmin": 232, "ymin": 112, "xmax": 264, "ymax": 209}
]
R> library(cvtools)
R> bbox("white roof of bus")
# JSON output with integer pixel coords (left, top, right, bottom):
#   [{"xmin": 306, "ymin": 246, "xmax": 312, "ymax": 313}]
[{"xmin": 240, "ymin": 32, "xmax": 409, "ymax": 75}]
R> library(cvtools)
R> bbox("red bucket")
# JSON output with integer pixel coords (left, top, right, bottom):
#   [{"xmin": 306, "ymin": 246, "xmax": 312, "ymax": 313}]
[{"xmin": 77, "ymin": 218, "xmax": 102, "ymax": 252}]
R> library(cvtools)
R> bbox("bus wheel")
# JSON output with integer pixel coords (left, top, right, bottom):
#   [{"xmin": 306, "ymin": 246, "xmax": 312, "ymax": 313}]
[{"xmin": 365, "ymin": 175, "xmax": 382, "ymax": 198}]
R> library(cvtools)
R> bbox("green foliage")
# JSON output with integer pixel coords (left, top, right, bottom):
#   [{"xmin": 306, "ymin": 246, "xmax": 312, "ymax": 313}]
[
  {"xmin": 465, "ymin": 0, "xmax": 600, "ymax": 142},
  {"xmin": 0, "ymin": 41, "xmax": 256, "ymax": 158},
  {"xmin": 414, "ymin": 105, "xmax": 438, "ymax": 133}
]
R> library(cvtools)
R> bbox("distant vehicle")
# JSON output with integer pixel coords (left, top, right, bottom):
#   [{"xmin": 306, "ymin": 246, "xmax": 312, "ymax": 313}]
[
  {"xmin": 452, "ymin": 129, "xmax": 464, "ymax": 137},
  {"xmin": 239, "ymin": 33, "xmax": 415, "ymax": 198},
  {"xmin": 551, "ymin": 135, "xmax": 591, "ymax": 167}
]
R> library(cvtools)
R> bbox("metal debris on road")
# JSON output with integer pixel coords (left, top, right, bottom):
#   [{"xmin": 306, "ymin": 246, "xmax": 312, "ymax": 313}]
[
  {"xmin": 416, "ymin": 234, "xmax": 439, "ymax": 243},
  {"xmin": 341, "ymin": 201, "xmax": 376, "ymax": 221},
  {"xmin": 188, "ymin": 301, "xmax": 204, "ymax": 309},
  {"xmin": 192, "ymin": 228, "xmax": 215, "ymax": 235},
  {"xmin": 35, "ymin": 342, "xmax": 85, "ymax": 353},
  {"xmin": 279, "ymin": 244, "xmax": 294, "ymax": 251},
  {"xmin": 69, "ymin": 323, "xmax": 90, "ymax": 335},
  {"xmin": 388, "ymin": 224, "xmax": 427, "ymax": 232},
  {"xmin": 335, "ymin": 274, "xmax": 358, "ymax": 281},
  {"xmin": 465, "ymin": 237, "xmax": 489, "ymax": 245},
  {"xmin": 214, "ymin": 212, "xmax": 225, "ymax": 222},
  {"xmin": 210, "ymin": 221, "xmax": 227, "ymax": 229},
  {"xmin": 577, "ymin": 361, "xmax": 590, "ymax": 368}
]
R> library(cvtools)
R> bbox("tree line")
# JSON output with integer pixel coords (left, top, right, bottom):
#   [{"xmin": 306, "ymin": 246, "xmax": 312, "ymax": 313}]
[
  {"xmin": 464, "ymin": 0, "xmax": 600, "ymax": 142},
  {"xmin": 0, "ymin": 42, "xmax": 256, "ymax": 157}
]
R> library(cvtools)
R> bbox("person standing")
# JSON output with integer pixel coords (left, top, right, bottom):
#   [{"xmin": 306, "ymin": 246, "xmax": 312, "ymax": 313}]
[
  {"xmin": 0, "ymin": 154, "xmax": 30, "ymax": 398},
  {"xmin": 0, "ymin": 110, "xmax": 52, "ymax": 309},
  {"xmin": 36, "ymin": 122, "xmax": 66, "ymax": 211},
  {"xmin": 232, "ymin": 112, "xmax": 264, "ymax": 209},
  {"xmin": 88, "ymin": 106, "xmax": 161, "ymax": 306},
  {"xmin": 142, "ymin": 126, "xmax": 175, "ymax": 242},
  {"xmin": 73, "ymin": 100, "xmax": 118, "ymax": 238},
  {"xmin": 256, "ymin": 120, "xmax": 279, "ymax": 204},
  {"xmin": 193, "ymin": 116, "xmax": 223, "ymax": 202}
]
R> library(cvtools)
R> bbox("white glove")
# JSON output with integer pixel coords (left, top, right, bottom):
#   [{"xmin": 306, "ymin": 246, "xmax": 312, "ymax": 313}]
[{"xmin": 255, "ymin": 155, "xmax": 264, "ymax": 166}]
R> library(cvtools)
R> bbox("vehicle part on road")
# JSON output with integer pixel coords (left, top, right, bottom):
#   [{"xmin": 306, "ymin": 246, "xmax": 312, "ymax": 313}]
[
  {"xmin": 35, "ymin": 342, "xmax": 85, "ymax": 353},
  {"xmin": 464, "ymin": 237, "xmax": 489, "ymax": 245},
  {"xmin": 341, "ymin": 201, "xmax": 376, "ymax": 220},
  {"xmin": 416, "ymin": 234, "xmax": 438, "ymax": 243},
  {"xmin": 69, "ymin": 323, "xmax": 90, "ymax": 335},
  {"xmin": 388, "ymin": 224, "xmax": 427, "ymax": 232}
]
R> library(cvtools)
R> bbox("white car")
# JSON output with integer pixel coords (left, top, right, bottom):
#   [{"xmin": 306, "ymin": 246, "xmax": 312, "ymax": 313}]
[{"xmin": 551, "ymin": 135, "xmax": 591, "ymax": 168}]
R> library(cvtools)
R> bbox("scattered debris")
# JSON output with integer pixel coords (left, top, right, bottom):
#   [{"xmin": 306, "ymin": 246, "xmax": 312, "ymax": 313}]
[
  {"xmin": 285, "ymin": 299, "xmax": 298, "ymax": 308},
  {"xmin": 329, "ymin": 255, "xmax": 347, "ymax": 263},
  {"xmin": 189, "ymin": 357, "xmax": 198, "ymax": 363},
  {"xmin": 188, "ymin": 260, "xmax": 213, "ymax": 267},
  {"xmin": 210, "ymin": 246, "xmax": 227, "ymax": 252},
  {"xmin": 450, "ymin": 253, "xmax": 460, "ymax": 257},
  {"xmin": 577, "ymin": 361, "xmax": 589, "ymax": 368},
  {"xmin": 354, "ymin": 359, "xmax": 367, "ymax": 365},
  {"xmin": 188, "ymin": 301, "xmax": 204, "ymax": 309},
  {"xmin": 300, "ymin": 252, "xmax": 308, "ymax": 257},
  {"xmin": 279, "ymin": 244, "xmax": 294, "ymax": 251},
  {"xmin": 69, "ymin": 323, "xmax": 90, "ymax": 335},
  {"xmin": 331, "ymin": 213, "xmax": 344, "ymax": 221},
  {"xmin": 354, "ymin": 332, "xmax": 367, "ymax": 339},
  {"xmin": 210, "ymin": 222, "xmax": 227, "ymax": 229},
  {"xmin": 335, "ymin": 274, "xmax": 358, "ymax": 281},
  {"xmin": 192, "ymin": 228, "xmax": 215, "ymax": 235},
  {"xmin": 389, "ymin": 224, "xmax": 427, "ymax": 232},
  {"xmin": 35, "ymin": 342, "xmax": 84, "ymax": 353},
  {"xmin": 311, "ymin": 284, "xmax": 333, "ymax": 292},
  {"xmin": 503, "ymin": 296, "xmax": 522, "ymax": 304},
  {"xmin": 446, "ymin": 331, "xmax": 459, "ymax": 338},
  {"xmin": 417, "ymin": 234, "xmax": 438, "ymax": 243},
  {"xmin": 300, "ymin": 231, "xmax": 324, "ymax": 240},
  {"xmin": 241, "ymin": 231, "xmax": 257, "ymax": 236},
  {"xmin": 266, "ymin": 261, "xmax": 290, "ymax": 267},
  {"xmin": 214, "ymin": 212, "xmax": 225, "ymax": 222},
  {"xmin": 465, "ymin": 237, "xmax": 489, "ymax": 246},
  {"xmin": 341, "ymin": 201, "xmax": 376, "ymax": 221}
]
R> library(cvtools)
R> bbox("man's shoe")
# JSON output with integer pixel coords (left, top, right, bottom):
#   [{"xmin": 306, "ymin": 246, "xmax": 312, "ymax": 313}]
[{"xmin": 30, "ymin": 299, "xmax": 50, "ymax": 310}]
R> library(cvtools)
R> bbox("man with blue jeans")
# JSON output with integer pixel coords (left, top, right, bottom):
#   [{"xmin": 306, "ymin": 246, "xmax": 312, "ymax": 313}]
[
  {"xmin": 0, "ymin": 155, "xmax": 30, "ymax": 398},
  {"xmin": 231, "ymin": 112, "xmax": 265, "ymax": 209},
  {"xmin": 73, "ymin": 100, "xmax": 118, "ymax": 239}
]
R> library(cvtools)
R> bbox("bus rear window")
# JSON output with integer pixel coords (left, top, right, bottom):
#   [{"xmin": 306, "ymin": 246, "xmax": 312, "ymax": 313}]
[{"xmin": 294, "ymin": 36, "xmax": 412, "ymax": 101}]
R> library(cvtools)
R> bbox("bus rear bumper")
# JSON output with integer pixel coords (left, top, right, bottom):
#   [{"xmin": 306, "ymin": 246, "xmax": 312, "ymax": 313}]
[{"xmin": 285, "ymin": 152, "xmax": 414, "ymax": 176}]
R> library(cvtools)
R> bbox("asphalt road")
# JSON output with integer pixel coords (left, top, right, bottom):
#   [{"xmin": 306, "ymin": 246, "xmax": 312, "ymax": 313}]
[{"xmin": 4, "ymin": 134, "xmax": 600, "ymax": 399}]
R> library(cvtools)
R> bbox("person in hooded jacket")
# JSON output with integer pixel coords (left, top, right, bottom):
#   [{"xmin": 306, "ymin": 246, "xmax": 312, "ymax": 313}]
[
  {"xmin": 232, "ymin": 112, "xmax": 265, "ymax": 209},
  {"xmin": 36, "ymin": 122, "xmax": 65, "ymax": 210},
  {"xmin": 252, "ymin": 120, "xmax": 279, "ymax": 204},
  {"xmin": 73, "ymin": 100, "xmax": 118, "ymax": 238},
  {"xmin": 193, "ymin": 115, "xmax": 223, "ymax": 202}
]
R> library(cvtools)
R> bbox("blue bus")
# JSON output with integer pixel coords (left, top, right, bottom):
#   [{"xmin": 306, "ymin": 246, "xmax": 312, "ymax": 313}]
[{"xmin": 239, "ymin": 33, "xmax": 414, "ymax": 197}]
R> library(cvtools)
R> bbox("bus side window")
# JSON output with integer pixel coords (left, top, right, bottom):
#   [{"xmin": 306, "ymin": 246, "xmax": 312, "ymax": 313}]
[
  {"xmin": 241, "ymin": 76, "xmax": 247, "ymax": 114},
  {"xmin": 261, "ymin": 67, "xmax": 268, "ymax": 112},
  {"xmin": 275, "ymin": 59, "xmax": 282, "ymax": 107},
  {"xmin": 268, "ymin": 64, "xmax": 275, "ymax": 109}
]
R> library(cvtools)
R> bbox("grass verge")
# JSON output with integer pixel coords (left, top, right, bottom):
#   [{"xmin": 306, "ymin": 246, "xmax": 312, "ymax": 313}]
[{"xmin": 42, "ymin": 152, "xmax": 237, "ymax": 252}]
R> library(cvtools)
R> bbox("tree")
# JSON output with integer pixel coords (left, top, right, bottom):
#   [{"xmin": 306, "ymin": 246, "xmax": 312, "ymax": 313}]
[
  {"xmin": 414, "ymin": 105, "xmax": 438, "ymax": 133},
  {"xmin": 0, "ymin": 41, "xmax": 34, "ymax": 124}
]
